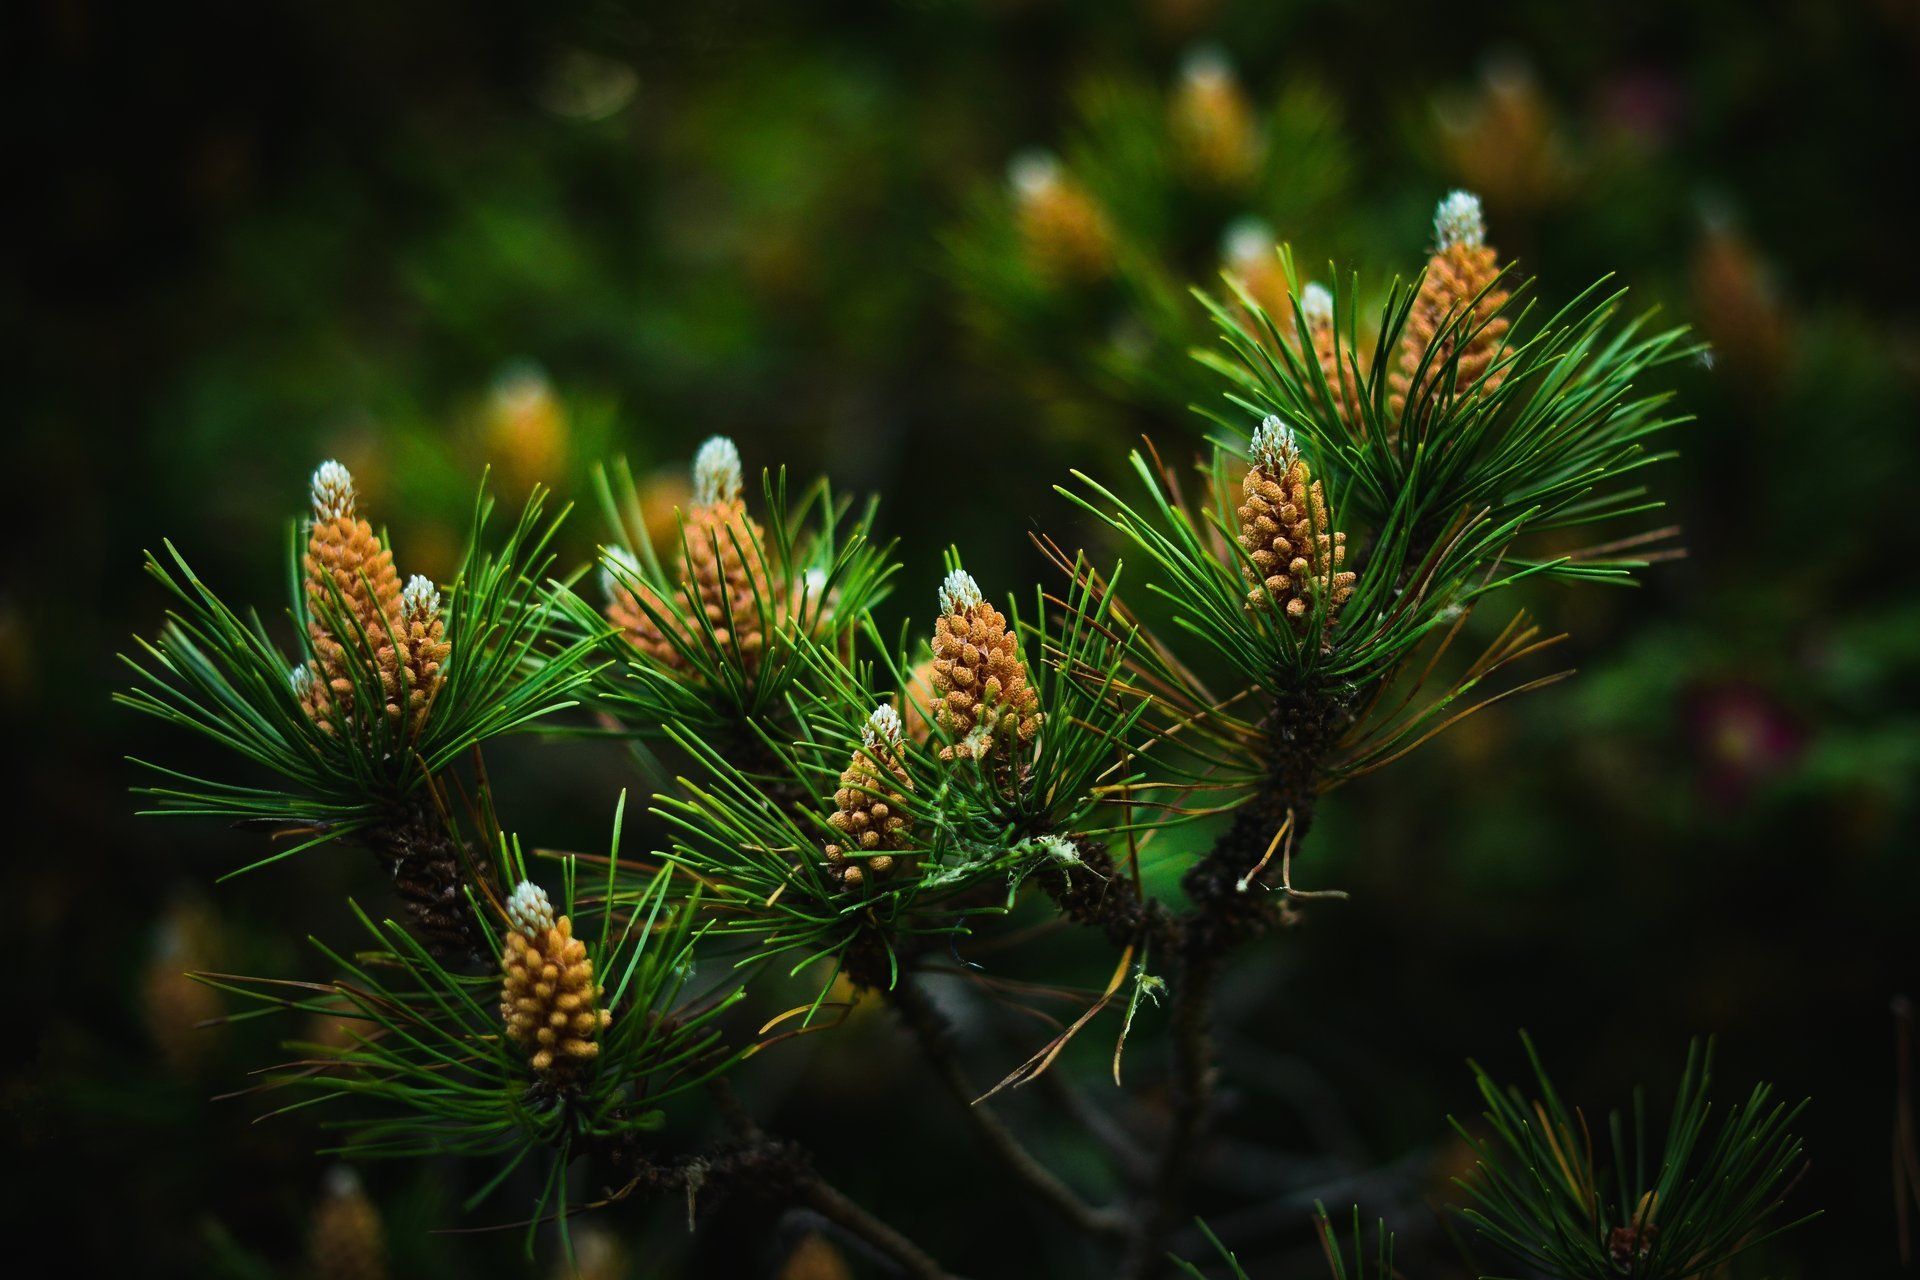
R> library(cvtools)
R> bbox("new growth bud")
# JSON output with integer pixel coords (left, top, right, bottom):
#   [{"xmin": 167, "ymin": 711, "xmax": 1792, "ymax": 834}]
[
  {"xmin": 691, "ymin": 436, "xmax": 743, "ymax": 507},
  {"xmin": 599, "ymin": 545, "xmax": 640, "ymax": 604},
  {"xmin": 1251, "ymin": 414, "xmax": 1296, "ymax": 472},
  {"xmin": 1007, "ymin": 149, "xmax": 1062, "ymax": 199},
  {"xmin": 400, "ymin": 575, "xmax": 441, "ymax": 624},
  {"xmin": 1433, "ymin": 189, "xmax": 1487, "ymax": 251},
  {"xmin": 506, "ymin": 881, "xmax": 555, "ymax": 937},
  {"xmin": 938, "ymin": 569, "xmax": 983, "ymax": 616},
  {"xmin": 1179, "ymin": 42, "xmax": 1233, "ymax": 90},
  {"xmin": 310, "ymin": 460, "xmax": 356, "ymax": 522},
  {"xmin": 499, "ymin": 889, "xmax": 611, "ymax": 1077},
  {"xmin": 1223, "ymin": 216, "xmax": 1275, "ymax": 271},
  {"xmin": 1299, "ymin": 283, "xmax": 1334, "ymax": 328},
  {"xmin": 863, "ymin": 703, "xmax": 904, "ymax": 752},
  {"xmin": 1008, "ymin": 149, "xmax": 1115, "ymax": 283}
]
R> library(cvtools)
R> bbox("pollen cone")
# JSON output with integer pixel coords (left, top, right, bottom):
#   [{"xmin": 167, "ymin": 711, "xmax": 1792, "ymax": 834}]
[
  {"xmin": 929, "ymin": 571, "xmax": 1042, "ymax": 760},
  {"xmin": 375, "ymin": 576, "xmax": 448, "ymax": 737},
  {"xmin": 302, "ymin": 461, "xmax": 402, "ymax": 730},
  {"xmin": 602, "ymin": 437, "xmax": 782, "ymax": 675},
  {"xmin": 824, "ymin": 706, "xmax": 914, "ymax": 890},
  {"xmin": 308, "ymin": 1168, "xmax": 389, "ymax": 1280},
  {"xmin": 1009, "ymin": 151, "xmax": 1116, "ymax": 285},
  {"xmin": 1296, "ymin": 283, "xmax": 1365, "ymax": 433},
  {"xmin": 683, "ymin": 495, "xmax": 775, "ymax": 672},
  {"xmin": 1236, "ymin": 418, "xmax": 1356, "ymax": 638},
  {"xmin": 1169, "ymin": 47, "xmax": 1260, "ymax": 187},
  {"xmin": 500, "ymin": 884, "xmax": 612, "ymax": 1076},
  {"xmin": 1388, "ymin": 191, "xmax": 1510, "ymax": 437},
  {"xmin": 604, "ymin": 548, "xmax": 689, "ymax": 668}
]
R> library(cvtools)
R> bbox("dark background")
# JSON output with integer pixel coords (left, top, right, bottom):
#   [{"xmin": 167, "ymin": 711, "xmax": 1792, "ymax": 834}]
[{"xmin": 7, "ymin": 0, "xmax": 1918, "ymax": 1276}]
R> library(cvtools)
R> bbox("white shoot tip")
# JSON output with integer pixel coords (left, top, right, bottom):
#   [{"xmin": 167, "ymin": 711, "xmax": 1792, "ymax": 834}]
[
  {"xmin": 863, "ymin": 703, "xmax": 904, "ymax": 752},
  {"xmin": 1251, "ymin": 414, "xmax": 1296, "ymax": 471},
  {"xmin": 1180, "ymin": 43, "xmax": 1233, "ymax": 86},
  {"xmin": 599, "ymin": 545, "xmax": 640, "ymax": 603},
  {"xmin": 691, "ymin": 436, "xmax": 743, "ymax": 506},
  {"xmin": 1434, "ymin": 189, "xmax": 1487, "ymax": 251},
  {"xmin": 938, "ymin": 569, "xmax": 983, "ymax": 616},
  {"xmin": 311, "ymin": 460, "xmax": 355, "ymax": 521},
  {"xmin": 1007, "ymin": 149, "xmax": 1061, "ymax": 198},
  {"xmin": 1299, "ymin": 283, "xmax": 1334, "ymax": 327},
  {"xmin": 400, "ymin": 575, "xmax": 441, "ymax": 623},
  {"xmin": 506, "ymin": 881, "xmax": 556, "ymax": 937},
  {"xmin": 1222, "ymin": 216, "xmax": 1275, "ymax": 270}
]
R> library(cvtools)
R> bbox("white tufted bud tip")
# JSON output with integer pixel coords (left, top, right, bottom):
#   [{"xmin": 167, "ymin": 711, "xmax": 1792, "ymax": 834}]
[
  {"xmin": 506, "ymin": 881, "xmax": 555, "ymax": 937},
  {"xmin": 1179, "ymin": 43, "xmax": 1233, "ymax": 88},
  {"xmin": 323, "ymin": 1165, "xmax": 364, "ymax": 1200},
  {"xmin": 863, "ymin": 703, "xmax": 904, "ymax": 752},
  {"xmin": 1434, "ymin": 189, "xmax": 1487, "ymax": 251},
  {"xmin": 938, "ymin": 569, "xmax": 983, "ymax": 616},
  {"xmin": 1299, "ymin": 282, "xmax": 1334, "ymax": 328},
  {"xmin": 310, "ymin": 460, "xmax": 355, "ymax": 521},
  {"xmin": 1250, "ymin": 414, "xmax": 1297, "ymax": 471},
  {"xmin": 400, "ymin": 575, "xmax": 441, "ymax": 624},
  {"xmin": 599, "ymin": 545, "xmax": 640, "ymax": 603},
  {"xmin": 691, "ymin": 436, "xmax": 743, "ymax": 506},
  {"xmin": 1007, "ymin": 148, "xmax": 1062, "ymax": 199},
  {"xmin": 1222, "ymin": 216, "xmax": 1275, "ymax": 270},
  {"xmin": 290, "ymin": 663, "xmax": 315, "ymax": 698}
]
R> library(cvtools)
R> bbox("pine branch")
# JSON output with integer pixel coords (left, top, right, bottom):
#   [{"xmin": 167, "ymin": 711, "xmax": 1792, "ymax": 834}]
[
  {"xmin": 888, "ymin": 973, "xmax": 1130, "ymax": 1241},
  {"xmin": 1123, "ymin": 945, "xmax": 1220, "ymax": 1280}
]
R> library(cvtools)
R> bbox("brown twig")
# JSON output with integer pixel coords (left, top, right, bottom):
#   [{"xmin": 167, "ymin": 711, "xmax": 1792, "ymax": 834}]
[
  {"xmin": 595, "ymin": 1080, "xmax": 956, "ymax": 1280},
  {"xmin": 888, "ymin": 973, "xmax": 1131, "ymax": 1241},
  {"xmin": 1121, "ymin": 943, "xmax": 1221, "ymax": 1280},
  {"xmin": 1122, "ymin": 688, "xmax": 1348, "ymax": 1279}
]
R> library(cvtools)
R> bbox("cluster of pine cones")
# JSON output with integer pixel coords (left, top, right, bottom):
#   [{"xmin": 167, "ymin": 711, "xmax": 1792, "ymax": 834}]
[{"xmin": 296, "ymin": 461, "xmax": 449, "ymax": 742}]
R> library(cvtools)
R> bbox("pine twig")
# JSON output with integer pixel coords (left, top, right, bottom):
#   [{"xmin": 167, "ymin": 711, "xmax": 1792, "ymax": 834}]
[
  {"xmin": 700, "ymin": 1080, "xmax": 956, "ymax": 1280},
  {"xmin": 1121, "ymin": 946, "xmax": 1220, "ymax": 1280},
  {"xmin": 889, "ymin": 974, "xmax": 1131, "ymax": 1241},
  {"xmin": 797, "ymin": 1177, "xmax": 955, "ymax": 1280}
]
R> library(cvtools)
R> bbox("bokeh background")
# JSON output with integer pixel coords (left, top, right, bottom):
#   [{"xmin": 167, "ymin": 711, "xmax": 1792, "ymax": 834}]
[{"xmin": 8, "ymin": 1, "xmax": 1918, "ymax": 1276}]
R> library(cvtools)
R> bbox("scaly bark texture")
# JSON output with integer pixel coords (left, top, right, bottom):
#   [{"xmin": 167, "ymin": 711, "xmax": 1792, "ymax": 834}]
[
  {"xmin": 360, "ymin": 795, "xmax": 495, "ymax": 960},
  {"xmin": 824, "ymin": 706, "xmax": 914, "ymax": 889},
  {"xmin": 928, "ymin": 571, "xmax": 1042, "ymax": 761},
  {"xmin": 1388, "ymin": 191, "xmax": 1510, "ymax": 437},
  {"xmin": 500, "ymin": 885, "xmax": 613, "ymax": 1077},
  {"xmin": 1236, "ymin": 420, "xmax": 1356, "ymax": 637}
]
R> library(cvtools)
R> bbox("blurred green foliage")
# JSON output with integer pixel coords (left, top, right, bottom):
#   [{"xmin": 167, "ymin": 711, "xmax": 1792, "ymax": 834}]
[{"xmin": 9, "ymin": 0, "xmax": 1917, "ymax": 1275}]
